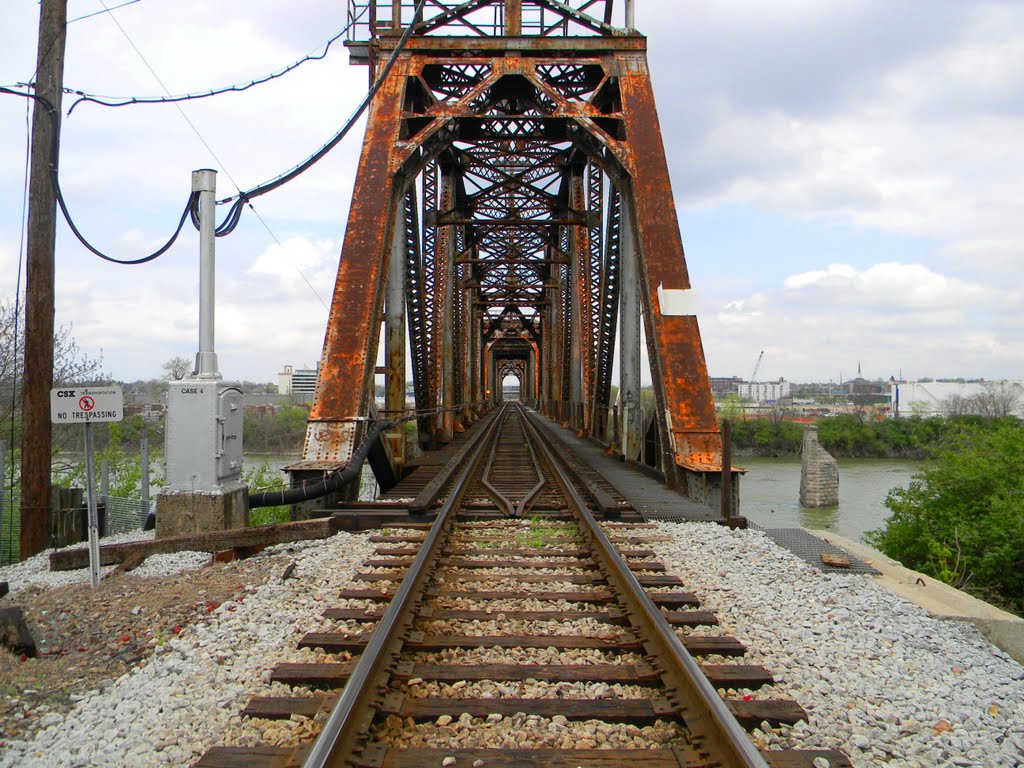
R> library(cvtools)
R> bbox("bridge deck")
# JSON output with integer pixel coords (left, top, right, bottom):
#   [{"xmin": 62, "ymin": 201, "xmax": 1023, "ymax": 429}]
[{"xmin": 529, "ymin": 414, "xmax": 719, "ymax": 523}]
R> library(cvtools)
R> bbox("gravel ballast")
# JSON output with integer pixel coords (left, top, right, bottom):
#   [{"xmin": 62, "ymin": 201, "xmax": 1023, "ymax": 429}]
[
  {"xmin": 1, "ymin": 531, "xmax": 375, "ymax": 767},
  {"xmin": 2, "ymin": 521, "xmax": 1022, "ymax": 767},
  {"xmin": 644, "ymin": 522, "xmax": 1024, "ymax": 768}
]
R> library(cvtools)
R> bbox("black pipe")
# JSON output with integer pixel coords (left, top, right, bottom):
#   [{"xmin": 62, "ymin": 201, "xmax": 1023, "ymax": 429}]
[{"xmin": 248, "ymin": 420, "xmax": 394, "ymax": 508}]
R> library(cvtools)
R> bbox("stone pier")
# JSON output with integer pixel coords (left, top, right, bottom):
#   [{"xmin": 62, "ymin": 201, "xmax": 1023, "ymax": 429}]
[{"xmin": 800, "ymin": 424, "xmax": 839, "ymax": 507}]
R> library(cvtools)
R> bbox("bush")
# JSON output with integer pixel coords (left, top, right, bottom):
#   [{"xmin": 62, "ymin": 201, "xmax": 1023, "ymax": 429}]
[
  {"xmin": 244, "ymin": 462, "xmax": 290, "ymax": 526},
  {"xmin": 866, "ymin": 420, "xmax": 1024, "ymax": 615}
]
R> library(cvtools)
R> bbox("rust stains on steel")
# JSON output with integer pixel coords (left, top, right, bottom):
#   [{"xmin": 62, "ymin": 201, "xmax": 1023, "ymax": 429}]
[
  {"xmin": 618, "ymin": 61, "xmax": 723, "ymax": 473},
  {"xmin": 303, "ymin": 58, "xmax": 412, "ymax": 464}
]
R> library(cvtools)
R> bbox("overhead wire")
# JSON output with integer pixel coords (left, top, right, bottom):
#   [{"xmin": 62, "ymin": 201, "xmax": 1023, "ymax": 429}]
[
  {"xmin": 65, "ymin": 5, "xmax": 368, "ymax": 115},
  {"xmin": 0, "ymin": 85, "xmax": 198, "ymax": 265},
  {"xmin": 209, "ymin": 0, "xmax": 428, "ymax": 237},
  {"xmin": 0, "ymin": 0, "xmax": 427, "ymax": 266},
  {"xmin": 67, "ymin": 0, "xmax": 143, "ymax": 25}
]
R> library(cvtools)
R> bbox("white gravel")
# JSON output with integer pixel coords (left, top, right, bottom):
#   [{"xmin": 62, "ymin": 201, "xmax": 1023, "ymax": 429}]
[
  {"xmin": 0, "ymin": 530, "xmax": 376, "ymax": 767},
  {"xmin": 643, "ymin": 522, "xmax": 1024, "ymax": 768},
  {"xmin": 0, "ymin": 530, "xmax": 156, "ymax": 593},
  {"xmin": 4, "ymin": 520, "xmax": 1023, "ymax": 767}
]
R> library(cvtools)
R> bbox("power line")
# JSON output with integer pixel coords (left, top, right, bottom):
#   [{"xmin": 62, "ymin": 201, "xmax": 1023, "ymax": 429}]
[
  {"xmin": 1, "ymin": 85, "xmax": 198, "ymax": 265},
  {"xmin": 92, "ymin": 0, "xmax": 244, "ymax": 197},
  {"xmin": 210, "ymin": 0, "xmax": 428, "ymax": 237},
  {"xmin": 68, "ymin": 0, "xmax": 142, "ymax": 25},
  {"xmin": 0, "ymin": 0, "xmax": 427, "ymax": 273},
  {"xmin": 66, "ymin": 6, "xmax": 367, "ymax": 114}
]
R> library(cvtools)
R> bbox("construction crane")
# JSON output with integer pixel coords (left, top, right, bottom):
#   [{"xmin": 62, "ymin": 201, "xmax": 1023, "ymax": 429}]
[{"xmin": 750, "ymin": 350, "xmax": 764, "ymax": 383}]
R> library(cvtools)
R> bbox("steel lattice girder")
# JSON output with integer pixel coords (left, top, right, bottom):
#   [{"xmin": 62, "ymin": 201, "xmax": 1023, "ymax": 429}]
[{"xmin": 300, "ymin": 35, "xmax": 723, "ymax": 483}]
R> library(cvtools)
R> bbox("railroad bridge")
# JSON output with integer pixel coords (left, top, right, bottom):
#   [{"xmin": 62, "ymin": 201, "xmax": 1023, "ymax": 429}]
[{"xmin": 293, "ymin": 0, "xmax": 734, "ymax": 518}]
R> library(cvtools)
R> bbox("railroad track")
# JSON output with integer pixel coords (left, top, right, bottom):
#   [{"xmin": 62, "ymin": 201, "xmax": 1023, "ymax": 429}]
[{"xmin": 198, "ymin": 403, "xmax": 851, "ymax": 768}]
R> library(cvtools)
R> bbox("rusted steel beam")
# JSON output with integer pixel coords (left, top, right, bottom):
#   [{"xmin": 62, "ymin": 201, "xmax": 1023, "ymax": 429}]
[
  {"xmin": 300, "ymin": 59, "xmax": 412, "ymax": 466},
  {"xmin": 372, "ymin": 38, "xmax": 646, "ymax": 55},
  {"xmin": 617, "ymin": 58, "xmax": 723, "ymax": 482}
]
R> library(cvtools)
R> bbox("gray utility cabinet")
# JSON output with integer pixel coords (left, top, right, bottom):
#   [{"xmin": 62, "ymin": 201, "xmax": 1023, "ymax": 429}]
[{"xmin": 164, "ymin": 380, "xmax": 243, "ymax": 492}]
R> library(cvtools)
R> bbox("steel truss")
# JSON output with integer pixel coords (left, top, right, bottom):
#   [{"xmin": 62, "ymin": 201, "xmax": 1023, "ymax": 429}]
[{"xmin": 298, "ymin": 0, "xmax": 730, "ymax": 510}]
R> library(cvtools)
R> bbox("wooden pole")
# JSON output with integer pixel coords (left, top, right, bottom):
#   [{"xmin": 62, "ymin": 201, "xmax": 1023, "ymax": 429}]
[{"xmin": 20, "ymin": 0, "xmax": 68, "ymax": 559}]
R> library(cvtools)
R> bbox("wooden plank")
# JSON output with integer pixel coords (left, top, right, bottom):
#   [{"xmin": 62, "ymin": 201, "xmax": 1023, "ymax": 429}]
[
  {"xmin": 429, "ymin": 589, "xmax": 700, "ymax": 607},
  {"xmin": 762, "ymin": 749, "xmax": 854, "ymax": 768},
  {"xmin": 242, "ymin": 694, "xmax": 330, "ymax": 719},
  {"xmin": 382, "ymin": 747, "xmax": 686, "ymax": 768},
  {"xmin": 299, "ymin": 632, "xmax": 742, "ymax": 656},
  {"xmin": 634, "ymin": 574, "xmax": 684, "ymax": 587},
  {"xmin": 401, "ymin": 663, "xmax": 661, "ymax": 684},
  {"xmin": 270, "ymin": 662, "xmax": 354, "ymax": 687},
  {"xmin": 726, "ymin": 698, "xmax": 807, "ymax": 728},
  {"xmin": 49, "ymin": 517, "xmax": 339, "ymax": 571},
  {"xmin": 393, "ymin": 696, "xmax": 668, "ymax": 723},
  {"xmin": 338, "ymin": 588, "xmax": 398, "ymax": 601},
  {"xmin": 820, "ymin": 552, "xmax": 851, "ymax": 568},
  {"xmin": 0, "ymin": 606, "xmax": 37, "ymax": 657},
  {"xmin": 271, "ymin": 661, "xmax": 663, "ymax": 687},
  {"xmin": 368, "ymin": 534, "xmax": 425, "ymax": 543},
  {"xmin": 195, "ymin": 746, "xmax": 295, "ymax": 768},
  {"xmin": 700, "ymin": 664, "xmax": 774, "ymax": 689},
  {"xmin": 322, "ymin": 607, "xmax": 386, "ymax": 621},
  {"xmin": 357, "ymin": 572, "xmax": 601, "ymax": 585},
  {"xmin": 299, "ymin": 632, "xmax": 641, "ymax": 653},
  {"xmin": 443, "ymin": 558, "xmax": 667, "ymax": 573},
  {"xmin": 661, "ymin": 610, "xmax": 718, "ymax": 626}
]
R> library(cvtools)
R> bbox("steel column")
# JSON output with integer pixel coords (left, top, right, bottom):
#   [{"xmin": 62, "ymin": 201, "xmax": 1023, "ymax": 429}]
[
  {"xmin": 619, "ymin": 187, "xmax": 642, "ymax": 462},
  {"xmin": 385, "ymin": 193, "xmax": 407, "ymax": 467}
]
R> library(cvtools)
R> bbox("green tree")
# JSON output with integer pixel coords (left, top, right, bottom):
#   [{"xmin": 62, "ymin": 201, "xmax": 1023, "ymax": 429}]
[{"xmin": 866, "ymin": 421, "xmax": 1024, "ymax": 615}]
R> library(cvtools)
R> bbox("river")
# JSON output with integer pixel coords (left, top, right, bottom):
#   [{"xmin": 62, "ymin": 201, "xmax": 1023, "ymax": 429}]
[{"xmin": 737, "ymin": 456, "xmax": 922, "ymax": 542}]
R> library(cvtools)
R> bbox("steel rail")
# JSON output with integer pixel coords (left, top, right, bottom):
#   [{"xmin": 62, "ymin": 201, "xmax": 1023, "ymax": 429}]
[
  {"xmin": 302, "ymin": 408, "xmax": 507, "ymax": 768},
  {"xmin": 519, "ymin": 405, "xmax": 771, "ymax": 768},
  {"xmin": 480, "ymin": 405, "xmax": 546, "ymax": 518}
]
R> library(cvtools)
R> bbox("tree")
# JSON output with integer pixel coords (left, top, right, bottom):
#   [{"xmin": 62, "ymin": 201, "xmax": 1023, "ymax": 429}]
[
  {"xmin": 0, "ymin": 298, "xmax": 105, "ymax": 459},
  {"xmin": 867, "ymin": 421, "xmax": 1024, "ymax": 615},
  {"xmin": 162, "ymin": 355, "xmax": 192, "ymax": 381}
]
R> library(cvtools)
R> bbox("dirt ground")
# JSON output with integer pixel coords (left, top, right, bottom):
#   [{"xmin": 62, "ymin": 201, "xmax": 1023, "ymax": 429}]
[{"xmin": 0, "ymin": 555, "xmax": 282, "ymax": 745}]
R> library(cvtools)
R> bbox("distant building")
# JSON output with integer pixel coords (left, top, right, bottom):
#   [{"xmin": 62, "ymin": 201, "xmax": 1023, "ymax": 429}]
[
  {"xmin": 846, "ymin": 377, "xmax": 883, "ymax": 396},
  {"xmin": 709, "ymin": 376, "xmax": 742, "ymax": 401},
  {"xmin": 125, "ymin": 402, "xmax": 165, "ymax": 423},
  {"xmin": 890, "ymin": 380, "xmax": 1024, "ymax": 418},
  {"xmin": 738, "ymin": 380, "xmax": 791, "ymax": 403},
  {"xmin": 278, "ymin": 364, "xmax": 318, "ymax": 395}
]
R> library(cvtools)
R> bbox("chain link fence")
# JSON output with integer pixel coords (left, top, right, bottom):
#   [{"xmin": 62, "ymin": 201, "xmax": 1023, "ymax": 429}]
[{"xmin": 0, "ymin": 489, "xmax": 149, "ymax": 566}]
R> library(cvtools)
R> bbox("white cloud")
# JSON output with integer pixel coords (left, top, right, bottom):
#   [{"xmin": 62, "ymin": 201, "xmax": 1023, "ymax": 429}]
[{"xmin": 706, "ymin": 261, "xmax": 1021, "ymax": 381}]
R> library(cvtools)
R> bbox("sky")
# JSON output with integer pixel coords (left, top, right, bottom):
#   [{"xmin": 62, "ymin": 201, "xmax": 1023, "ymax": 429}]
[{"xmin": 1, "ymin": 0, "xmax": 1022, "ymax": 387}]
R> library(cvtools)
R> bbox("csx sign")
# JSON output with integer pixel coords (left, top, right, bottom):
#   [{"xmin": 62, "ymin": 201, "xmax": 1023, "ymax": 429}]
[{"xmin": 50, "ymin": 386, "xmax": 124, "ymax": 424}]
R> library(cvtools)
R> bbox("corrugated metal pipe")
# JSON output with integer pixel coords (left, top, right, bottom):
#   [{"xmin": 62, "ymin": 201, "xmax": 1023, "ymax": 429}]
[{"xmin": 247, "ymin": 420, "xmax": 395, "ymax": 508}]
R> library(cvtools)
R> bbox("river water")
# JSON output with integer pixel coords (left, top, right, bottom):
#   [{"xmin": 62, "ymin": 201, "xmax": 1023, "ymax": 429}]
[{"xmin": 737, "ymin": 456, "xmax": 922, "ymax": 542}]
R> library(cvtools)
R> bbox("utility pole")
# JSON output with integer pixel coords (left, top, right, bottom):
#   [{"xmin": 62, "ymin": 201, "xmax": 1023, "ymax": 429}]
[{"xmin": 20, "ymin": 0, "xmax": 68, "ymax": 559}]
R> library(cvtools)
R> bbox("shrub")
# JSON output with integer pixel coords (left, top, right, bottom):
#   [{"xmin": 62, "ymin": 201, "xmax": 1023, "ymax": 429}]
[{"xmin": 866, "ymin": 420, "xmax": 1024, "ymax": 615}]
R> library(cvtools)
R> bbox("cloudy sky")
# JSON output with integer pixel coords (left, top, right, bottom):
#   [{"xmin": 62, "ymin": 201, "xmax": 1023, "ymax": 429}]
[{"xmin": 1, "ymin": 0, "xmax": 1022, "ymax": 386}]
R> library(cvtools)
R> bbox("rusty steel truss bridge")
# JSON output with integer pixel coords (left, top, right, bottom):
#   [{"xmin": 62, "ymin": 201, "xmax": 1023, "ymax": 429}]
[{"xmin": 291, "ymin": 0, "xmax": 733, "ymax": 516}]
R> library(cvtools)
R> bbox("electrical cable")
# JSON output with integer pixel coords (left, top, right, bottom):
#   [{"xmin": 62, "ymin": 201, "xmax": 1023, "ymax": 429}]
[
  {"xmin": 0, "ymin": 86, "xmax": 198, "ymax": 265},
  {"xmin": 207, "ymin": 0, "xmax": 428, "ymax": 237},
  {"xmin": 68, "ymin": 0, "xmax": 143, "ymax": 25},
  {"xmin": 66, "ymin": 5, "xmax": 368, "ymax": 114},
  {"xmin": 2, "ymin": 93, "xmax": 32, "ymax": 565}
]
